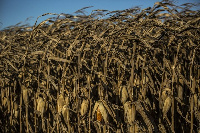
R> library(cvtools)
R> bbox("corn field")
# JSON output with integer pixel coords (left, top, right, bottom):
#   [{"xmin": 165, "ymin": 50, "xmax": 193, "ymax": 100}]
[{"xmin": 0, "ymin": 1, "xmax": 200, "ymax": 133}]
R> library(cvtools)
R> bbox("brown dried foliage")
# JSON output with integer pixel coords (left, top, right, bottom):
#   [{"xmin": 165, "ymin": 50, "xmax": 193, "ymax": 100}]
[{"xmin": 0, "ymin": 1, "xmax": 200, "ymax": 133}]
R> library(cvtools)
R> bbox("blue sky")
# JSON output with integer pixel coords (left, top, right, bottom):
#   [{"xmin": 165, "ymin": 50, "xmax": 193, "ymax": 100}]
[{"xmin": 0, "ymin": 0, "xmax": 199, "ymax": 30}]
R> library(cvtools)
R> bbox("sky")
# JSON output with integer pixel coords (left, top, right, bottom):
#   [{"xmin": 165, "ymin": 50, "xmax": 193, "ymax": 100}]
[{"xmin": 0, "ymin": 0, "xmax": 199, "ymax": 30}]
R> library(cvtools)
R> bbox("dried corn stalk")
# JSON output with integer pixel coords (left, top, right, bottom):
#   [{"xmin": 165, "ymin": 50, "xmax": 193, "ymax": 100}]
[{"xmin": 0, "ymin": 1, "xmax": 199, "ymax": 132}]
